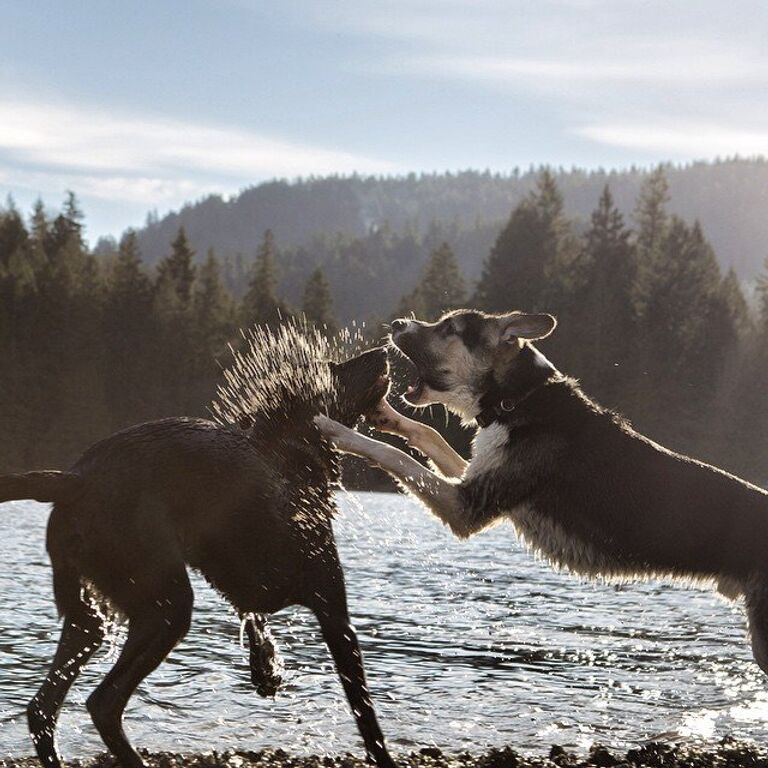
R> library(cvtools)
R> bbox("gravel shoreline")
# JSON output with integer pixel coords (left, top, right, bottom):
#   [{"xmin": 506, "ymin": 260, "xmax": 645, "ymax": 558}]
[{"xmin": 3, "ymin": 740, "xmax": 768, "ymax": 768}]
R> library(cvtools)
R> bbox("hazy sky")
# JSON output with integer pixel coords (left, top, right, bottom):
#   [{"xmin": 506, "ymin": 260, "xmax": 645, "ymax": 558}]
[{"xmin": 1, "ymin": 0, "xmax": 767, "ymax": 240}]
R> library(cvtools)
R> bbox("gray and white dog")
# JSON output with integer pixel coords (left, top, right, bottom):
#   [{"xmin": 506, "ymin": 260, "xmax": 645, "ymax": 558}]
[{"xmin": 315, "ymin": 309, "xmax": 768, "ymax": 678}]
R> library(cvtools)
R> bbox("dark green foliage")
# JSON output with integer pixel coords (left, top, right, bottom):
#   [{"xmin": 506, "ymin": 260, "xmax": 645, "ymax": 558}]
[
  {"xmin": 157, "ymin": 226, "xmax": 197, "ymax": 306},
  {"xmin": 0, "ymin": 173, "xmax": 767, "ymax": 486},
  {"xmin": 243, "ymin": 229, "xmax": 289, "ymax": 327},
  {"xmin": 470, "ymin": 170, "xmax": 761, "ymax": 478},
  {"xmin": 134, "ymin": 161, "xmax": 768, "ymax": 285},
  {"xmin": 415, "ymin": 242, "xmax": 466, "ymax": 321},
  {"xmin": 396, "ymin": 241, "xmax": 466, "ymax": 322},
  {"xmin": 103, "ymin": 230, "xmax": 156, "ymax": 430},
  {"xmin": 564, "ymin": 185, "xmax": 636, "ymax": 404},
  {"xmin": 474, "ymin": 171, "xmax": 576, "ymax": 315},
  {"xmin": 302, "ymin": 267, "xmax": 337, "ymax": 333}
]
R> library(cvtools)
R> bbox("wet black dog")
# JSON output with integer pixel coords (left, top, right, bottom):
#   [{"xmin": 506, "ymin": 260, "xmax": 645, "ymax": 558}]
[{"xmin": 0, "ymin": 344, "xmax": 394, "ymax": 768}]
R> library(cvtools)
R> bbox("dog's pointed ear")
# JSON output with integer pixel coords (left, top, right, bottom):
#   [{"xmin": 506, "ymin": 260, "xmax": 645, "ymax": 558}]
[{"xmin": 499, "ymin": 312, "xmax": 557, "ymax": 342}]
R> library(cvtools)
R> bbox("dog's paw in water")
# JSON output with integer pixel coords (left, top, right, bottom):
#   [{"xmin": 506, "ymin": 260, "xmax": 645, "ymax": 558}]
[{"xmin": 243, "ymin": 614, "xmax": 284, "ymax": 698}]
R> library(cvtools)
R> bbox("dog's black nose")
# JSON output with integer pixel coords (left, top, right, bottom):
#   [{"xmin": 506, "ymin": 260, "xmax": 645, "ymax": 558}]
[{"xmin": 391, "ymin": 319, "xmax": 408, "ymax": 334}]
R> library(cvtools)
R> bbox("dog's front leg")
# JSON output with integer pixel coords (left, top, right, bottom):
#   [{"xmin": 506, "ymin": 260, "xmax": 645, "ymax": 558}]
[
  {"xmin": 315, "ymin": 416, "xmax": 478, "ymax": 538},
  {"xmin": 366, "ymin": 399, "xmax": 468, "ymax": 479}
]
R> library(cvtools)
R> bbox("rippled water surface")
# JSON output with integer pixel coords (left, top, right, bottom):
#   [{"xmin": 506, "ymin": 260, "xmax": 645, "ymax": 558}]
[{"xmin": 1, "ymin": 492, "xmax": 766, "ymax": 758}]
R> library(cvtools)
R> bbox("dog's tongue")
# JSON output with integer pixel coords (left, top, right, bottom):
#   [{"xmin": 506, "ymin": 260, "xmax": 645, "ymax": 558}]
[{"xmin": 403, "ymin": 378, "xmax": 424, "ymax": 404}]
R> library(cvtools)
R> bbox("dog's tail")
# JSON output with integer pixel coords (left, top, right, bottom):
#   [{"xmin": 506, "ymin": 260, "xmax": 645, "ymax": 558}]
[{"xmin": 0, "ymin": 471, "xmax": 80, "ymax": 503}]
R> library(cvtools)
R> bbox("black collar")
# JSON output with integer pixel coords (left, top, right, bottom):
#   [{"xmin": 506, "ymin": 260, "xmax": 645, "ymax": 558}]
[{"xmin": 475, "ymin": 345, "xmax": 556, "ymax": 429}]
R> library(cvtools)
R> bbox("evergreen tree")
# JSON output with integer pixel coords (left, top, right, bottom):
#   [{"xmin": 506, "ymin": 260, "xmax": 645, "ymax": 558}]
[
  {"xmin": 187, "ymin": 248, "xmax": 235, "ymax": 404},
  {"xmin": 634, "ymin": 166, "xmax": 670, "ymax": 260},
  {"xmin": 243, "ymin": 229, "xmax": 288, "ymax": 326},
  {"xmin": 195, "ymin": 248, "xmax": 234, "ymax": 351},
  {"xmin": 153, "ymin": 228, "xmax": 198, "ymax": 414},
  {"xmin": 302, "ymin": 267, "xmax": 337, "ymax": 332},
  {"xmin": 418, "ymin": 242, "xmax": 466, "ymax": 319},
  {"xmin": 0, "ymin": 188, "xmax": 767, "ymax": 487},
  {"xmin": 720, "ymin": 268, "xmax": 751, "ymax": 335},
  {"xmin": 630, "ymin": 216, "xmax": 733, "ymax": 446},
  {"xmin": 570, "ymin": 185, "xmax": 635, "ymax": 402},
  {"xmin": 156, "ymin": 226, "xmax": 196, "ymax": 306},
  {"xmin": 103, "ymin": 230, "xmax": 155, "ymax": 428},
  {"xmin": 475, "ymin": 170, "xmax": 572, "ymax": 314},
  {"xmin": 29, "ymin": 198, "xmax": 48, "ymax": 249},
  {"xmin": 395, "ymin": 286, "xmax": 426, "ymax": 321},
  {"xmin": 632, "ymin": 166, "xmax": 671, "ymax": 323}
]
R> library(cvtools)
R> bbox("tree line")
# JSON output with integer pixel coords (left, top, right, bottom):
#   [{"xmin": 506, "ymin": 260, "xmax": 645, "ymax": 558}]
[
  {"xmin": 1, "ymin": 169, "xmax": 767, "ymax": 486},
  {"xmin": 0, "ymin": 194, "xmax": 334, "ymax": 472},
  {"xmin": 134, "ymin": 159, "xmax": 768, "ymax": 285}
]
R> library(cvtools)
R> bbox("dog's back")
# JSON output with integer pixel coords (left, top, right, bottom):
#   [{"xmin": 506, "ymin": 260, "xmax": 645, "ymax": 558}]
[
  {"xmin": 464, "ymin": 378, "xmax": 768, "ymax": 588},
  {"xmin": 46, "ymin": 416, "xmax": 334, "ymax": 617}
]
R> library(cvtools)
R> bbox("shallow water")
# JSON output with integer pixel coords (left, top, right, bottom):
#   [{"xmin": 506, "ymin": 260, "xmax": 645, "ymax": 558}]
[{"xmin": 1, "ymin": 492, "xmax": 765, "ymax": 758}]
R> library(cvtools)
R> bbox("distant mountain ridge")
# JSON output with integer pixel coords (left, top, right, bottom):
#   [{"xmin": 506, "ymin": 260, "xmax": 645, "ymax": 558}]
[{"xmin": 132, "ymin": 160, "xmax": 768, "ymax": 320}]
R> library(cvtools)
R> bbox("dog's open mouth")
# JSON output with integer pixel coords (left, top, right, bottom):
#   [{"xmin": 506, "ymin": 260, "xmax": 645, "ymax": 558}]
[
  {"xmin": 389, "ymin": 343, "xmax": 428, "ymax": 405},
  {"xmin": 403, "ymin": 364, "xmax": 426, "ymax": 405}
]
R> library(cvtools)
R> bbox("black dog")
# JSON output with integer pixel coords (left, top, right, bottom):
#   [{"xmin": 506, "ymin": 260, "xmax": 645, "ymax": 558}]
[
  {"xmin": 0, "ymin": 344, "xmax": 394, "ymax": 768},
  {"xmin": 317, "ymin": 310, "xmax": 768, "ymax": 691}
]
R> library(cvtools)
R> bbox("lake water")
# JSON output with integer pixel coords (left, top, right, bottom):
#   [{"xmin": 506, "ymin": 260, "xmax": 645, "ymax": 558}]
[{"xmin": 1, "ymin": 491, "xmax": 767, "ymax": 758}]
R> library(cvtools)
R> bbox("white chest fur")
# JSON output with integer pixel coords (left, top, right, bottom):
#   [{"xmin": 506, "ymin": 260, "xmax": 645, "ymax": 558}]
[
  {"xmin": 464, "ymin": 422, "xmax": 510, "ymax": 480},
  {"xmin": 466, "ymin": 422, "xmax": 615, "ymax": 576}
]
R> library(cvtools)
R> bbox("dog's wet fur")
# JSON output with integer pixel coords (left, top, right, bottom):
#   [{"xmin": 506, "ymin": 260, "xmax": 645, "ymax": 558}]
[
  {"xmin": 0, "ymin": 347, "xmax": 394, "ymax": 768},
  {"xmin": 318, "ymin": 309, "xmax": 768, "ymax": 691}
]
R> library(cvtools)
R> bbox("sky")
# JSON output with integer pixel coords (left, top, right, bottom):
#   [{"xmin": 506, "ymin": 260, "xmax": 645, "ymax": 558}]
[{"xmin": 1, "ymin": 0, "xmax": 767, "ymax": 241}]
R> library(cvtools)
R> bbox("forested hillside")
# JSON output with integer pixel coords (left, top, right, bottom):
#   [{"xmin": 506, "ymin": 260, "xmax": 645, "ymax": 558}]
[
  {"xmin": 127, "ymin": 160, "xmax": 768, "ymax": 323},
  {"xmin": 2, "ymin": 167, "xmax": 768, "ymax": 489}
]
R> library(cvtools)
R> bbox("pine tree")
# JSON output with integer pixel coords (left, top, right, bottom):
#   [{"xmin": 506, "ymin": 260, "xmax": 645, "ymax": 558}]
[
  {"xmin": 394, "ymin": 287, "xmax": 426, "ymax": 321},
  {"xmin": 243, "ymin": 229, "xmax": 288, "ymax": 327},
  {"xmin": 111, "ymin": 231, "xmax": 150, "ymax": 297},
  {"xmin": 632, "ymin": 167, "xmax": 671, "ymax": 323},
  {"xmin": 302, "ymin": 267, "xmax": 337, "ymax": 332},
  {"xmin": 156, "ymin": 226, "xmax": 197, "ymax": 306},
  {"xmin": 630, "ymin": 216, "xmax": 732, "ymax": 447},
  {"xmin": 570, "ymin": 185, "xmax": 635, "ymax": 401},
  {"xmin": 418, "ymin": 242, "xmax": 466, "ymax": 319},
  {"xmin": 634, "ymin": 166, "xmax": 670, "ymax": 260},
  {"xmin": 475, "ymin": 170, "xmax": 572, "ymax": 314},
  {"xmin": 195, "ymin": 248, "xmax": 233, "ymax": 350},
  {"xmin": 720, "ymin": 268, "xmax": 750, "ymax": 335},
  {"xmin": 153, "ymin": 228, "xmax": 198, "ymax": 414}
]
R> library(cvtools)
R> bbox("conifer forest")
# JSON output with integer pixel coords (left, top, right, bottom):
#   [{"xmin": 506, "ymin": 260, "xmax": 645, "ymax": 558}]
[{"xmin": 2, "ymin": 165, "xmax": 767, "ymax": 486}]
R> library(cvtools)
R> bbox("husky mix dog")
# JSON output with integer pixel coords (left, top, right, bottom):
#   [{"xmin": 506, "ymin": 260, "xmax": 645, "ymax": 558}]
[
  {"xmin": 0, "ymin": 347, "xmax": 395, "ymax": 768},
  {"xmin": 315, "ymin": 310, "xmax": 768, "ymax": 684}
]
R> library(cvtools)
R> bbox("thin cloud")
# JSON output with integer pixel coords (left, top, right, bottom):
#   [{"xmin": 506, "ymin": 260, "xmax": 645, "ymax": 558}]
[
  {"xmin": 404, "ymin": 50, "xmax": 768, "ymax": 87},
  {"xmin": 577, "ymin": 122, "xmax": 768, "ymax": 158},
  {"xmin": 0, "ymin": 99, "xmax": 395, "ymax": 203}
]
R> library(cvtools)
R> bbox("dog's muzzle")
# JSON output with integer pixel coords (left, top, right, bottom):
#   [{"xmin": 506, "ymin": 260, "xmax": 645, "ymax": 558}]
[{"xmin": 389, "ymin": 322, "xmax": 434, "ymax": 405}]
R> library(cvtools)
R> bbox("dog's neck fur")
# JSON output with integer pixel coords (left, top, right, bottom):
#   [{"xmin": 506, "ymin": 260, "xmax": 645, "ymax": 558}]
[{"xmin": 475, "ymin": 343, "xmax": 559, "ymax": 428}]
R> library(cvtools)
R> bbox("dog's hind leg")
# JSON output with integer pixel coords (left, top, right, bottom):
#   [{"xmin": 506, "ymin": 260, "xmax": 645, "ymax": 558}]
[
  {"xmin": 306, "ymin": 561, "xmax": 395, "ymax": 768},
  {"xmin": 28, "ymin": 573, "xmax": 105, "ymax": 768},
  {"xmin": 746, "ymin": 577, "xmax": 768, "ymax": 676},
  {"xmin": 86, "ymin": 567, "xmax": 193, "ymax": 768}
]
